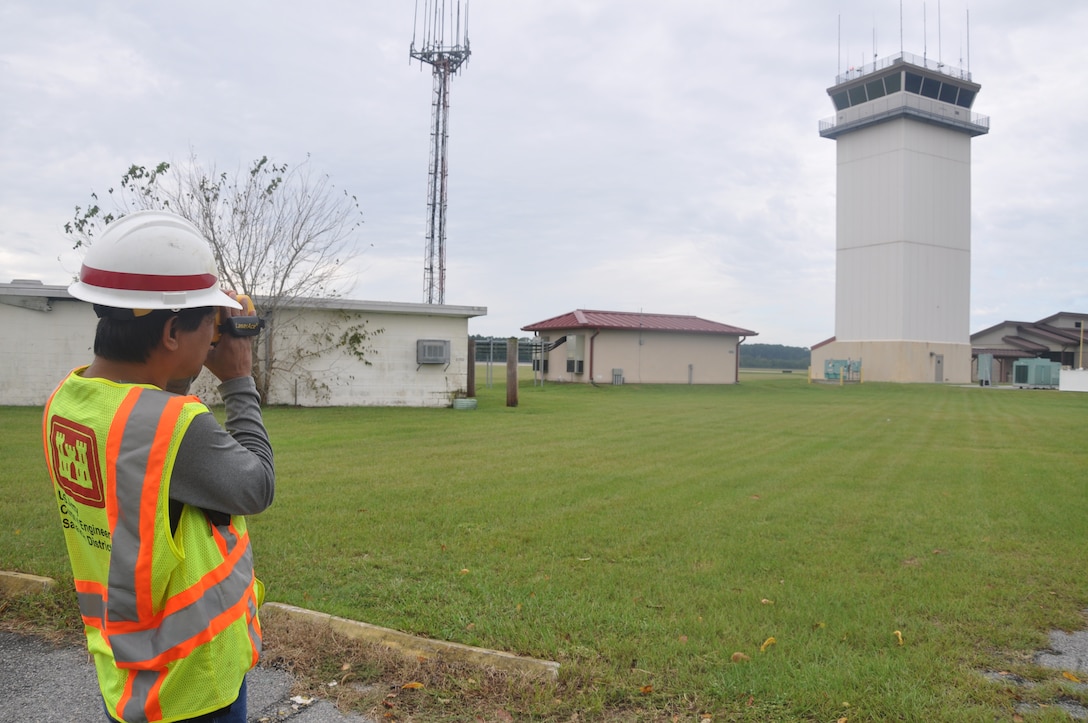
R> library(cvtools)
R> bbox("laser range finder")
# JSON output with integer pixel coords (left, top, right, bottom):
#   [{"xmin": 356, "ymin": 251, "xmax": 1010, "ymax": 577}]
[{"xmin": 213, "ymin": 294, "xmax": 265, "ymax": 344}]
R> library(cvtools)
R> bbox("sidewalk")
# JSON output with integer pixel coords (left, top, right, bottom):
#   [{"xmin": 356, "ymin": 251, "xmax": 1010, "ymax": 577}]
[{"xmin": 0, "ymin": 630, "xmax": 375, "ymax": 723}]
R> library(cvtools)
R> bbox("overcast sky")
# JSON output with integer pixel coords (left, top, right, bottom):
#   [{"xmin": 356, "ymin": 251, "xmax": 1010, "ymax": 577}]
[{"xmin": 1, "ymin": 1, "xmax": 1085, "ymax": 345}]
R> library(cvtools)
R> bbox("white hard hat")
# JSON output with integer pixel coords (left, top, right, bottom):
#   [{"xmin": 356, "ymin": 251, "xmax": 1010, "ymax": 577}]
[{"xmin": 68, "ymin": 210, "xmax": 242, "ymax": 311}]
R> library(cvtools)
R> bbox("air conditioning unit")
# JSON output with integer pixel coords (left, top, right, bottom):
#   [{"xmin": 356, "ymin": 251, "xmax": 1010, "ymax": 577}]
[
  {"xmin": 1013, "ymin": 358, "xmax": 1060, "ymax": 388},
  {"xmin": 417, "ymin": 339, "xmax": 451, "ymax": 365}
]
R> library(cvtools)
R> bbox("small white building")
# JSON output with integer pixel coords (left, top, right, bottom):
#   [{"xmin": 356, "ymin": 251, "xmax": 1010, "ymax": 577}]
[
  {"xmin": 0, "ymin": 280, "xmax": 485, "ymax": 407},
  {"xmin": 522, "ymin": 309, "xmax": 757, "ymax": 385}
]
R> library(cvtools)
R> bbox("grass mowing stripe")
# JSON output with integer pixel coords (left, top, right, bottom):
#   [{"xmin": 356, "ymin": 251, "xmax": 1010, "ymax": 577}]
[{"xmin": 5, "ymin": 373, "xmax": 1088, "ymax": 720}]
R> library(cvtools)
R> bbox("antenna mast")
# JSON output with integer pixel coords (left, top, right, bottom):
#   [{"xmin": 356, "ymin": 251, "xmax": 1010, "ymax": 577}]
[
  {"xmin": 410, "ymin": 0, "xmax": 471, "ymax": 305},
  {"xmin": 900, "ymin": 0, "xmax": 904, "ymax": 54},
  {"xmin": 938, "ymin": 0, "xmax": 943, "ymax": 65}
]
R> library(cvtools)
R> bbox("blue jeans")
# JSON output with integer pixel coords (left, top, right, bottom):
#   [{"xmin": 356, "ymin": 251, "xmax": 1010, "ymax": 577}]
[{"xmin": 105, "ymin": 676, "xmax": 246, "ymax": 723}]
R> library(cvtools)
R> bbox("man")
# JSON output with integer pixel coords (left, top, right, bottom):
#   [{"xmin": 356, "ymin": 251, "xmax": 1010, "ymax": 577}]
[{"xmin": 42, "ymin": 210, "xmax": 275, "ymax": 723}]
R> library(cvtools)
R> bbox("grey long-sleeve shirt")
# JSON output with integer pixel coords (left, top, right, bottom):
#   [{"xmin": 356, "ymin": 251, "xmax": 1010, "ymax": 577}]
[{"xmin": 168, "ymin": 376, "xmax": 275, "ymax": 523}]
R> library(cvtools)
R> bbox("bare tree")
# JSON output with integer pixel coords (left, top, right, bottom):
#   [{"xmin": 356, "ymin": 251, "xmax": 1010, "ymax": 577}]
[{"xmin": 66, "ymin": 153, "xmax": 382, "ymax": 402}]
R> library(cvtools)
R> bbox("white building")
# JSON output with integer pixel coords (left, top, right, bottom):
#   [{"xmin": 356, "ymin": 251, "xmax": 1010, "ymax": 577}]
[
  {"xmin": 522, "ymin": 309, "xmax": 757, "ymax": 385},
  {"xmin": 0, "ymin": 280, "xmax": 485, "ymax": 407},
  {"xmin": 810, "ymin": 52, "xmax": 989, "ymax": 383}
]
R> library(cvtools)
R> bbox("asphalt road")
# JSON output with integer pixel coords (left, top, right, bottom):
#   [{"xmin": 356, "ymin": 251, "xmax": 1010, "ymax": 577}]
[{"xmin": 0, "ymin": 631, "xmax": 374, "ymax": 723}]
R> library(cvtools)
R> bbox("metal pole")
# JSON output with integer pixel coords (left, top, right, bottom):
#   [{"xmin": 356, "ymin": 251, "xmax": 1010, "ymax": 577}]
[{"xmin": 486, "ymin": 337, "xmax": 494, "ymax": 388}]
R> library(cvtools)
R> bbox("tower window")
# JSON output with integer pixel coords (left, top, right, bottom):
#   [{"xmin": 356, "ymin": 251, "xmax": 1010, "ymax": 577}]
[
  {"xmin": 920, "ymin": 77, "xmax": 941, "ymax": 99},
  {"xmin": 848, "ymin": 85, "xmax": 867, "ymax": 105},
  {"xmin": 938, "ymin": 83, "xmax": 959, "ymax": 104},
  {"xmin": 884, "ymin": 72, "xmax": 902, "ymax": 94},
  {"xmin": 865, "ymin": 78, "xmax": 886, "ymax": 100},
  {"xmin": 904, "ymin": 72, "xmax": 923, "ymax": 94},
  {"xmin": 956, "ymin": 88, "xmax": 976, "ymax": 108}
]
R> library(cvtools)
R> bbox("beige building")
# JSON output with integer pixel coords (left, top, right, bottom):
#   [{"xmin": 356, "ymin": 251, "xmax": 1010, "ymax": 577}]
[
  {"xmin": 522, "ymin": 310, "xmax": 756, "ymax": 385},
  {"xmin": 971, "ymin": 312, "xmax": 1088, "ymax": 383},
  {"xmin": 0, "ymin": 279, "xmax": 485, "ymax": 407}
]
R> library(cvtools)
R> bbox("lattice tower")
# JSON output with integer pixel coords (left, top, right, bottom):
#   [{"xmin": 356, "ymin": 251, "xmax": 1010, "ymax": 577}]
[{"xmin": 410, "ymin": 0, "xmax": 470, "ymax": 304}]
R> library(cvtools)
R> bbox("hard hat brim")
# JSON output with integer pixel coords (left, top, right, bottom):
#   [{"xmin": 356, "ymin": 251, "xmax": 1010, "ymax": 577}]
[{"xmin": 68, "ymin": 280, "xmax": 244, "ymax": 311}]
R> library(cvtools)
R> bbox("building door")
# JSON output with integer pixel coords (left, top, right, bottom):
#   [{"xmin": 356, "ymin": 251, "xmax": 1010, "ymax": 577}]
[{"xmin": 934, "ymin": 354, "xmax": 944, "ymax": 382}]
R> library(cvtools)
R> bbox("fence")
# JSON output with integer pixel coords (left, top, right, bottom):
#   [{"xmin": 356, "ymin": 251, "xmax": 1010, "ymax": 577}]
[{"xmin": 473, "ymin": 337, "xmax": 535, "ymax": 364}]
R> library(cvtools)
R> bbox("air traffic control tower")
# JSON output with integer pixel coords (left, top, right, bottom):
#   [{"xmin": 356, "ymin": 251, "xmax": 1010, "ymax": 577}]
[{"xmin": 812, "ymin": 52, "xmax": 988, "ymax": 383}]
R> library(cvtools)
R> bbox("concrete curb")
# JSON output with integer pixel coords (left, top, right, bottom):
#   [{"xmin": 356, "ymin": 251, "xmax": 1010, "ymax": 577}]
[
  {"xmin": 263, "ymin": 602, "xmax": 560, "ymax": 680},
  {"xmin": 0, "ymin": 571, "xmax": 56, "ymax": 596},
  {"xmin": 0, "ymin": 572, "xmax": 559, "ymax": 681}
]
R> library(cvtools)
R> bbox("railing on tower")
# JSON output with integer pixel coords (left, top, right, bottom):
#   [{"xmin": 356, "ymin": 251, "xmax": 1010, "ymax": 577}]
[{"xmin": 835, "ymin": 50, "xmax": 972, "ymax": 85}]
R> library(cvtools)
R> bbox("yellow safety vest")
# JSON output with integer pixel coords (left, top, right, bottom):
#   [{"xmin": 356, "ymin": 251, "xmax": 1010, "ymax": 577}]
[{"xmin": 43, "ymin": 369, "xmax": 263, "ymax": 723}]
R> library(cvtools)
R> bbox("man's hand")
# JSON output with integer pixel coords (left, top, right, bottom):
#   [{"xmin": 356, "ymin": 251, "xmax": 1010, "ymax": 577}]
[{"xmin": 204, "ymin": 293, "xmax": 255, "ymax": 382}]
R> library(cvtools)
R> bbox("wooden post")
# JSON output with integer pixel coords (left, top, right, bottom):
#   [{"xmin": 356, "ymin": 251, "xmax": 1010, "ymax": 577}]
[
  {"xmin": 506, "ymin": 337, "xmax": 519, "ymax": 407},
  {"xmin": 467, "ymin": 338, "xmax": 476, "ymax": 397}
]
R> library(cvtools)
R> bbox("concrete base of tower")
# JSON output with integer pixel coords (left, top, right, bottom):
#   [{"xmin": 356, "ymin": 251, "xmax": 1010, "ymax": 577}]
[{"xmin": 809, "ymin": 340, "xmax": 972, "ymax": 384}]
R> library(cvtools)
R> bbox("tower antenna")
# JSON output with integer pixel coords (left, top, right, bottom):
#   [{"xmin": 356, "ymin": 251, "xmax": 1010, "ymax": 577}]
[
  {"xmin": 900, "ymin": 0, "xmax": 904, "ymax": 55},
  {"xmin": 410, "ymin": 0, "xmax": 471, "ymax": 305},
  {"xmin": 966, "ymin": 7, "xmax": 971, "ymax": 76},
  {"xmin": 837, "ymin": 14, "xmax": 841, "ymax": 76},
  {"xmin": 938, "ymin": 0, "xmax": 943, "ymax": 66}
]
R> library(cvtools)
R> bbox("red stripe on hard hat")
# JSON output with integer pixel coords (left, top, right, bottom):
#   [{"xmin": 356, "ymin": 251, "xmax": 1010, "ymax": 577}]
[{"xmin": 80, "ymin": 265, "xmax": 217, "ymax": 292}]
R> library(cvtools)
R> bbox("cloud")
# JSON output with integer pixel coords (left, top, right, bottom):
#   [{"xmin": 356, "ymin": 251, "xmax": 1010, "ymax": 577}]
[{"xmin": 1, "ymin": 1, "xmax": 1086, "ymax": 346}]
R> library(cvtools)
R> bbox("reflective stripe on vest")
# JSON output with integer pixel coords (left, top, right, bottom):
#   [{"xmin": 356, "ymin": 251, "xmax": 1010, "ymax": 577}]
[
  {"xmin": 92, "ymin": 388, "xmax": 257, "ymax": 669},
  {"xmin": 118, "ymin": 669, "xmax": 166, "ymax": 723},
  {"xmin": 75, "ymin": 579, "xmax": 106, "ymax": 627}
]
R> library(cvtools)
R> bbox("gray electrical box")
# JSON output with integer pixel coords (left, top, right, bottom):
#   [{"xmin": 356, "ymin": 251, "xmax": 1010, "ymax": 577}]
[{"xmin": 977, "ymin": 353, "xmax": 993, "ymax": 386}]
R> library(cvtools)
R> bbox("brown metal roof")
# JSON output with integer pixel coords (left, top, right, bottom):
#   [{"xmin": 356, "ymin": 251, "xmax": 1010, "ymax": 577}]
[
  {"xmin": 972, "ymin": 347, "xmax": 1035, "ymax": 359},
  {"xmin": 1002, "ymin": 335, "xmax": 1049, "ymax": 353},
  {"xmin": 522, "ymin": 309, "xmax": 757, "ymax": 336},
  {"xmin": 1029, "ymin": 323, "xmax": 1083, "ymax": 345},
  {"xmin": 971, "ymin": 315, "xmax": 1088, "ymax": 347}
]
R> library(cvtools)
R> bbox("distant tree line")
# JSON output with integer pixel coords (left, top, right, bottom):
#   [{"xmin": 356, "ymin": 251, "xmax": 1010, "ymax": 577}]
[{"xmin": 739, "ymin": 343, "xmax": 811, "ymax": 370}]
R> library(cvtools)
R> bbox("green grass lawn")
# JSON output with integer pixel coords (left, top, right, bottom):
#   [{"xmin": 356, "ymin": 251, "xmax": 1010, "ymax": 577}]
[{"xmin": 5, "ymin": 372, "xmax": 1088, "ymax": 721}]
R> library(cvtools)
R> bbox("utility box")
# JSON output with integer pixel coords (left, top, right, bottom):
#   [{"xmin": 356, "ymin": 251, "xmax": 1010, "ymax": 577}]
[
  {"xmin": 612, "ymin": 368, "xmax": 624, "ymax": 385},
  {"xmin": 977, "ymin": 353, "xmax": 993, "ymax": 386},
  {"xmin": 1013, "ymin": 358, "xmax": 1060, "ymax": 388},
  {"xmin": 824, "ymin": 358, "xmax": 861, "ymax": 381}
]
